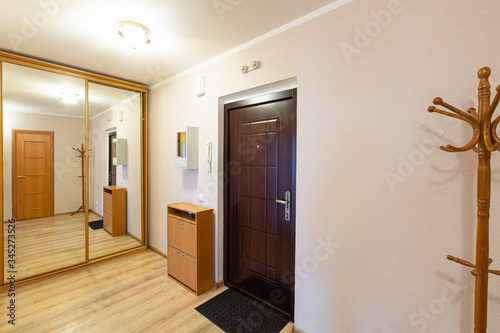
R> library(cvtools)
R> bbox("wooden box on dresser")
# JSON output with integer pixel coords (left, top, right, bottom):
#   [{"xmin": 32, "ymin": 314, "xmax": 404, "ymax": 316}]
[
  {"xmin": 103, "ymin": 186, "xmax": 127, "ymax": 236},
  {"xmin": 167, "ymin": 202, "xmax": 214, "ymax": 295}
]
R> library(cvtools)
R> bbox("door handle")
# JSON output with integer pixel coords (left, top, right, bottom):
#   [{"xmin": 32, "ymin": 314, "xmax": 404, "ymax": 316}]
[
  {"xmin": 17, "ymin": 175, "xmax": 26, "ymax": 179},
  {"xmin": 177, "ymin": 252, "xmax": 184, "ymax": 257},
  {"xmin": 276, "ymin": 191, "xmax": 291, "ymax": 222}
]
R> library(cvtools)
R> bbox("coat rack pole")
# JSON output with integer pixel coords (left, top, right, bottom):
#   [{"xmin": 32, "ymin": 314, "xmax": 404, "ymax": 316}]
[
  {"xmin": 70, "ymin": 143, "xmax": 90, "ymax": 216},
  {"xmin": 428, "ymin": 67, "xmax": 500, "ymax": 333},
  {"xmin": 474, "ymin": 68, "xmax": 491, "ymax": 333},
  {"xmin": 81, "ymin": 144, "xmax": 85, "ymax": 209}
]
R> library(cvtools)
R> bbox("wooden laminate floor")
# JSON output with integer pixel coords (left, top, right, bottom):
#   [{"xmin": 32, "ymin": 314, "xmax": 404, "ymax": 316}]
[
  {"xmin": 0, "ymin": 250, "xmax": 296, "ymax": 332},
  {"xmin": 3, "ymin": 212, "xmax": 142, "ymax": 282}
]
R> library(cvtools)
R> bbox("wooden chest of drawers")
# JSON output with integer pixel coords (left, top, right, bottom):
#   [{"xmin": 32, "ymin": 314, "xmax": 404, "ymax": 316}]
[
  {"xmin": 103, "ymin": 186, "xmax": 126, "ymax": 237},
  {"xmin": 167, "ymin": 202, "xmax": 214, "ymax": 295}
]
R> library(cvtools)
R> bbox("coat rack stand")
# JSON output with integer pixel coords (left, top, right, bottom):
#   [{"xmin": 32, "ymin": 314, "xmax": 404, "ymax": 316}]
[
  {"xmin": 428, "ymin": 67, "xmax": 500, "ymax": 333},
  {"xmin": 70, "ymin": 144, "xmax": 91, "ymax": 216}
]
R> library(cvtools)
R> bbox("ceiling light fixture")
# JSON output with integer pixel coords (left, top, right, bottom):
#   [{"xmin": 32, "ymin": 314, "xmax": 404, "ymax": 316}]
[
  {"xmin": 59, "ymin": 92, "xmax": 79, "ymax": 104},
  {"xmin": 118, "ymin": 21, "xmax": 151, "ymax": 49}
]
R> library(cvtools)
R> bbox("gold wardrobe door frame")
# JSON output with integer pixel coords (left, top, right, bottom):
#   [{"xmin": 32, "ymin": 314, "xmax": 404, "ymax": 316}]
[{"xmin": 0, "ymin": 51, "xmax": 149, "ymax": 289}]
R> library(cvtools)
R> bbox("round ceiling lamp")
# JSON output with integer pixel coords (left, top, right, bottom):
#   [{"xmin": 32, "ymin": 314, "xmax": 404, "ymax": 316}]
[
  {"xmin": 118, "ymin": 21, "xmax": 151, "ymax": 50},
  {"xmin": 59, "ymin": 92, "xmax": 79, "ymax": 104}
]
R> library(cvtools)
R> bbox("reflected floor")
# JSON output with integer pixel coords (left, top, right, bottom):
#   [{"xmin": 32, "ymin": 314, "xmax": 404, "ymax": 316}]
[
  {"xmin": 89, "ymin": 215, "xmax": 142, "ymax": 259},
  {"xmin": 3, "ymin": 213, "xmax": 86, "ymax": 282},
  {"xmin": 3, "ymin": 212, "xmax": 141, "ymax": 282}
]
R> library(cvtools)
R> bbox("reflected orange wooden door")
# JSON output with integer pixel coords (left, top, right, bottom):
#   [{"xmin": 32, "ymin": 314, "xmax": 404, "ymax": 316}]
[{"xmin": 12, "ymin": 130, "xmax": 54, "ymax": 220}]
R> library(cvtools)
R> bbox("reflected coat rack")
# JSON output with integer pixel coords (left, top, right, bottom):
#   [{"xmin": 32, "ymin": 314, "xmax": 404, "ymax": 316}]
[
  {"xmin": 428, "ymin": 67, "xmax": 500, "ymax": 333},
  {"xmin": 70, "ymin": 144, "xmax": 91, "ymax": 216}
]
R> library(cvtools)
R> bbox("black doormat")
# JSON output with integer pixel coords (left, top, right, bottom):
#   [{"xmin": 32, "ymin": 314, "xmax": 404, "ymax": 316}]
[
  {"xmin": 89, "ymin": 220, "xmax": 103, "ymax": 230},
  {"xmin": 195, "ymin": 288, "xmax": 288, "ymax": 333}
]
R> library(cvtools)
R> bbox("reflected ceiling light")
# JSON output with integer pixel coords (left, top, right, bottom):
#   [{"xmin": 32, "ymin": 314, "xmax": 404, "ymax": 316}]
[
  {"xmin": 59, "ymin": 92, "xmax": 79, "ymax": 104},
  {"xmin": 118, "ymin": 21, "xmax": 151, "ymax": 49}
]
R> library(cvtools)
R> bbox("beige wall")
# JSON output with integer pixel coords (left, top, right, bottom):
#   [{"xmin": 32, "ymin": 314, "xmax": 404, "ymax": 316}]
[
  {"xmin": 3, "ymin": 111, "xmax": 85, "ymax": 220},
  {"xmin": 89, "ymin": 95, "xmax": 142, "ymax": 239},
  {"xmin": 148, "ymin": 0, "xmax": 500, "ymax": 331}
]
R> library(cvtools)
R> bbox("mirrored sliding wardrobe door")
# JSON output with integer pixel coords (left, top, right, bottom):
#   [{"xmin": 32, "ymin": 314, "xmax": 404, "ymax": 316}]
[
  {"xmin": 2, "ymin": 62, "xmax": 86, "ymax": 282},
  {"xmin": 88, "ymin": 82, "xmax": 143, "ymax": 259}
]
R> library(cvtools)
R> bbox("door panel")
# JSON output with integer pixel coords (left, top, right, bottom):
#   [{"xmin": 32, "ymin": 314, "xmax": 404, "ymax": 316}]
[
  {"xmin": 225, "ymin": 89, "xmax": 296, "ymax": 320},
  {"xmin": 13, "ymin": 130, "xmax": 54, "ymax": 220}
]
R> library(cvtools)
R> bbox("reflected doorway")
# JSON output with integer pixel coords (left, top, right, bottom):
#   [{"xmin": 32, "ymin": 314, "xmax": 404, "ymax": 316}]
[{"xmin": 108, "ymin": 132, "xmax": 116, "ymax": 186}]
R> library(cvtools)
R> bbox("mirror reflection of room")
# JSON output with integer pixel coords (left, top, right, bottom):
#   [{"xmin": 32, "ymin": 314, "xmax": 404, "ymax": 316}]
[
  {"xmin": 177, "ymin": 130, "xmax": 186, "ymax": 157},
  {"xmin": 88, "ymin": 83, "xmax": 142, "ymax": 259},
  {"xmin": 2, "ymin": 63, "xmax": 86, "ymax": 282}
]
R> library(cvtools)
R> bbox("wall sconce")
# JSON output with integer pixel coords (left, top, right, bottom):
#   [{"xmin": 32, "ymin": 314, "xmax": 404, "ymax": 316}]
[
  {"xmin": 118, "ymin": 110, "xmax": 124, "ymax": 122},
  {"xmin": 241, "ymin": 61, "xmax": 261, "ymax": 74}
]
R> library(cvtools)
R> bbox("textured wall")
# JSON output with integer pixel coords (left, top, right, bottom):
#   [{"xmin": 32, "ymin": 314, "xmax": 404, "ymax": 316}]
[{"xmin": 148, "ymin": 0, "xmax": 500, "ymax": 331}]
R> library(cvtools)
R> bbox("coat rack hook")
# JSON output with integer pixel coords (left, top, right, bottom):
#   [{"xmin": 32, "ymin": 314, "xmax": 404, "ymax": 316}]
[
  {"xmin": 427, "ymin": 104, "xmax": 479, "ymax": 152},
  {"xmin": 468, "ymin": 108, "xmax": 478, "ymax": 120}
]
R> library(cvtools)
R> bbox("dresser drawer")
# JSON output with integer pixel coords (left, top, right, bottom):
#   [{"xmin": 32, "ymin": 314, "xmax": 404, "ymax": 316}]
[
  {"xmin": 168, "ymin": 246, "xmax": 196, "ymax": 291},
  {"xmin": 103, "ymin": 193, "xmax": 113, "ymax": 214},
  {"xmin": 103, "ymin": 212, "xmax": 112, "ymax": 233},
  {"xmin": 167, "ymin": 216, "xmax": 196, "ymax": 257}
]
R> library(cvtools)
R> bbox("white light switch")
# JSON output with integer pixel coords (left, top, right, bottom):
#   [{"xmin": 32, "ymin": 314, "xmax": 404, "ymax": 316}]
[{"xmin": 198, "ymin": 193, "xmax": 205, "ymax": 202}]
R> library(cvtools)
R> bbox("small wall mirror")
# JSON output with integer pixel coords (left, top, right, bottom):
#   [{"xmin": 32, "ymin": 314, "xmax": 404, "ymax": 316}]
[
  {"xmin": 175, "ymin": 126, "xmax": 198, "ymax": 169},
  {"xmin": 177, "ymin": 130, "xmax": 187, "ymax": 158}
]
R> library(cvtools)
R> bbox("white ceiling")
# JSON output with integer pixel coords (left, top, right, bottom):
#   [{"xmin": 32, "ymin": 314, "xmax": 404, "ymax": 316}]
[
  {"xmin": 3, "ymin": 62, "xmax": 138, "ymax": 117},
  {"xmin": 0, "ymin": 0, "xmax": 340, "ymax": 86}
]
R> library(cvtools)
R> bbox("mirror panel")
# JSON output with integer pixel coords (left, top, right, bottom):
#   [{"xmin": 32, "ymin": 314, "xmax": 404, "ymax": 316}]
[
  {"xmin": 177, "ymin": 131, "xmax": 186, "ymax": 157},
  {"xmin": 88, "ymin": 82, "xmax": 142, "ymax": 259},
  {"xmin": 2, "ymin": 62, "xmax": 86, "ymax": 282}
]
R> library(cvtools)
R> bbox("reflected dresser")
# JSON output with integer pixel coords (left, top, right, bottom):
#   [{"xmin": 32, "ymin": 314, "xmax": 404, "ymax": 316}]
[{"xmin": 103, "ymin": 186, "xmax": 127, "ymax": 237}]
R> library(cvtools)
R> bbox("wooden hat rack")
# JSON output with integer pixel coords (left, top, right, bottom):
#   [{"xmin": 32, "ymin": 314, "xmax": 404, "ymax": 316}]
[
  {"xmin": 70, "ymin": 143, "xmax": 91, "ymax": 216},
  {"xmin": 428, "ymin": 67, "xmax": 500, "ymax": 333}
]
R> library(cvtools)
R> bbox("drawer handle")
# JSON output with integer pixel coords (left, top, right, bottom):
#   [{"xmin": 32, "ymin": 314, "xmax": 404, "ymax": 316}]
[
  {"xmin": 177, "ymin": 252, "xmax": 184, "ymax": 257},
  {"xmin": 177, "ymin": 221, "xmax": 183, "ymax": 225}
]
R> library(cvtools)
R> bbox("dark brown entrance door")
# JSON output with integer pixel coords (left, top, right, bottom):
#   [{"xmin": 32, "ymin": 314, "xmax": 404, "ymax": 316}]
[{"xmin": 224, "ymin": 89, "xmax": 297, "ymax": 320}]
